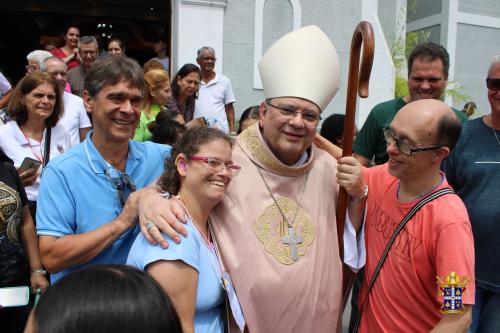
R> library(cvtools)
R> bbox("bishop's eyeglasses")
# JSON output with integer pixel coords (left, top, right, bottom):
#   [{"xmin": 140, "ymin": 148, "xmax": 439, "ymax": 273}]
[{"xmin": 266, "ymin": 102, "xmax": 322, "ymax": 126}]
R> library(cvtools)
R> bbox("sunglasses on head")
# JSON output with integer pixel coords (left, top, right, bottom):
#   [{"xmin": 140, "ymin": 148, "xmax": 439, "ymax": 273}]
[{"xmin": 486, "ymin": 78, "xmax": 500, "ymax": 90}]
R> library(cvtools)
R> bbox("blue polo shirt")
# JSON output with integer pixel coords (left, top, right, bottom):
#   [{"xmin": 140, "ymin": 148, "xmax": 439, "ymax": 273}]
[{"xmin": 36, "ymin": 131, "xmax": 171, "ymax": 283}]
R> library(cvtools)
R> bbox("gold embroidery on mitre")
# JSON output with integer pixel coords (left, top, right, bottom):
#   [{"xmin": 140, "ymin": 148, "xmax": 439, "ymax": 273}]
[{"xmin": 255, "ymin": 197, "xmax": 315, "ymax": 265}]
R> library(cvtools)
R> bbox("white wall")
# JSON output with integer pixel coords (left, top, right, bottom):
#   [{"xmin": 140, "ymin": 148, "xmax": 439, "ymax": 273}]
[{"xmin": 171, "ymin": 0, "xmax": 226, "ymax": 74}]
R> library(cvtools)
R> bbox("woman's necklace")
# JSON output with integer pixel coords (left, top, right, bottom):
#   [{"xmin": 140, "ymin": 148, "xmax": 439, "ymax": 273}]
[
  {"xmin": 176, "ymin": 195, "xmax": 211, "ymax": 244},
  {"xmin": 20, "ymin": 126, "xmax": 45, "ymax": 164}
]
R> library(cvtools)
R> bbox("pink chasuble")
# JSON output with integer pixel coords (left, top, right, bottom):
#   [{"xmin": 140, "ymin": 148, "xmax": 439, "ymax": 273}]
[{"xmin": 210, "ymin": 123, "xmax": 342, "ymax": 332}]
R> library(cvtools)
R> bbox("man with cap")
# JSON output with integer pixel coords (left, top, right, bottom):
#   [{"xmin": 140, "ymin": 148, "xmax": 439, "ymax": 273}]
[{"xmin": 138, "ymin": 26, "xmax": 364, "ymax": 332}]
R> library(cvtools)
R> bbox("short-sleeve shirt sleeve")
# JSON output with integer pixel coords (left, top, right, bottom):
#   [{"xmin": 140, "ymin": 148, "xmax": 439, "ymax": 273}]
[
  {"xmin": 0, "ymin": 72, "xmax": 11, "ymax": 95},
  {"xmin": 127, "ymin": 221, "xmax": 202, "ymax": 272},
  {"xmin": 434, "ymin": 222, "xmax": 475, "ymax": 304},
  {"xmin": 353, "ymin": 108, "xmax": 383, "ymax": 160},
  {"xmin": 223, "ymin": 77, "xmax": 236, "ymax": 105},
  {"xmin": 36, "ymin": 166, "xmax": 77, "ymax": 237}
]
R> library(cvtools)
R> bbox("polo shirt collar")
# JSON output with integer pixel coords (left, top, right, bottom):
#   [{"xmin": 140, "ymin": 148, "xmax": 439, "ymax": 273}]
[
  {"xmin": 201, "ymin": 72, "xmax": 219, "ymax": 87},
  {"xmin": 83, "ymin": 130, "xmax": 142, "ymax": 175}
]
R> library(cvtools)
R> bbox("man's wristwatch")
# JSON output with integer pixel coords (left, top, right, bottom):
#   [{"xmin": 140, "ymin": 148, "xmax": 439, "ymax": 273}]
[{"xmin": 350, "ymin": 185, "xmax": 368, "ymax": 203}]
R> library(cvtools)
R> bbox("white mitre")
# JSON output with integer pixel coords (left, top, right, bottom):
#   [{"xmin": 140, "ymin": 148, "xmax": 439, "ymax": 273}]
[{"xmin": 258, "ymin": 25, "xmax": 341, "ymax": 111}]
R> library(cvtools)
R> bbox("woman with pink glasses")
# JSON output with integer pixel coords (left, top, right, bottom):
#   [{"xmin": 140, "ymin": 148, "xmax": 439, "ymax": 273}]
[{"xmin": 128, "ymin": 127, "xmax": 241, "ymax": 333}]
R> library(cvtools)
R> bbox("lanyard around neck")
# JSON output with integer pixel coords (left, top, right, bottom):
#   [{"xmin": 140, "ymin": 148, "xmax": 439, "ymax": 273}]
[{"xmin": 20, "ymin": 127, "xmax": 45, "ymax": 164}]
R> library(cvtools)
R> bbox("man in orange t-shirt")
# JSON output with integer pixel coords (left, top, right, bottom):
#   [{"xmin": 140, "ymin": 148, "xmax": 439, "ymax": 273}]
[{"xmin": 337, "ymin": 99, "xmax": 475, "ymax": 332}]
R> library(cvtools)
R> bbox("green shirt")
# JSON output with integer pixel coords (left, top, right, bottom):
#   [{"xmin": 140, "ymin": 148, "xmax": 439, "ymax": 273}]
[
  {"xmin": 134, "ymin": 104, "xmax": 162, "ymax": 142},
  {"xmin": 353, "ymin": 97, "xmax": 468, "ymax": 165}
]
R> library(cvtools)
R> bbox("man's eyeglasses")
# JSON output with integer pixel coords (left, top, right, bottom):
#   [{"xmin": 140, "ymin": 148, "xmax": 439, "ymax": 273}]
[
  {"xmin": 486, "ymin": 78, "xmax": 500, "ymax": 91},
  {"xmin": 105, "ymin": 168, "xmax": 136, "ymax": 206},
  {"xmin": 266, "ymin": 102, "xmax": 322, "ymax": 125},
  {"xmin": 189, "ymin": 156, "xmax": 241, "ymax": 177},
  {"xmin": 383, "ymin": 128, "xmax": 443, "ymax": 156}
]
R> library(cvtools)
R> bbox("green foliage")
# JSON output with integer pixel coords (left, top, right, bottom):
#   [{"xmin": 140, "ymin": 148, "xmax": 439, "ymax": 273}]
[
  {"xmin": 395, "ymin": 75, "xmax": 409, "ymax": 98},
  {"xmin": 443, "ymin": 82, "xmax": 472, "ymax": 104}
]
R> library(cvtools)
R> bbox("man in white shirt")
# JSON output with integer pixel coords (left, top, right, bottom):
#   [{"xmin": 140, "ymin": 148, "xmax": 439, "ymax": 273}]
[
  {"xmin": 42, "ymin": 57, "xmax": 91, "ymax": 145},
  {"xmin": 194, "ymin": 47, "xmax": 236, "ymax": 134},
  {"xmin": 0, "ymin": 71, "xmax": 12, "ymax": 109}
]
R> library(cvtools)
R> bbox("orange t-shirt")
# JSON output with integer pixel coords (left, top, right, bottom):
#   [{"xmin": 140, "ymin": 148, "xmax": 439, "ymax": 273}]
[{"xmin": 359, "ymin": 164, "xmax": 475, "ymax": 333}]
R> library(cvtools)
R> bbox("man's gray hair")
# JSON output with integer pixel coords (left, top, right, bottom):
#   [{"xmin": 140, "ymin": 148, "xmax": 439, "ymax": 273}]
[
  {"xmin": 26, "ymin": 50, "xmax": 53, "ymax": 66},
  {"xmin": 79, "ymin": 36, "xmax": 99, "ymax": 49},
  {"xmin": 84, "ymin": 56, "xmax": 144, "ymax": 98},
  {"xmin": 488, "ymin": 55, "xmax": 500, "ymax": 75},
  {"xmin": 197, "ymin": 46, "xmax": 215, "ymax": 58},
  {"xmin": 40, "ymin": 56, "xmax": 67, "ymax": 72}
]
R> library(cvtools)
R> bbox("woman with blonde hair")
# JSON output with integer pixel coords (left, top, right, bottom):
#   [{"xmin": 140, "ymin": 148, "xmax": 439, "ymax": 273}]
[{"xmin": 134, "ymin": 69, "xmax": 172, "ymax": 142}]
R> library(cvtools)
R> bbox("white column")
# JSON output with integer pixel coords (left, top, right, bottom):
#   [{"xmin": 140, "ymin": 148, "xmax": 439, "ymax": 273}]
[
  {"xmin": 441, "ymin": 0, "xmax": 458, "ymax": 105},
  {"xmin": 358, "ymin": 0, "xmax": 396, "ymax": 126},
  {"xmin": 253, "ymin": 0, "xmax": 302, "ymax": 89},
  {"xmin": 171, "ymin": 0, "xmax": 226, "ymax": 74}
]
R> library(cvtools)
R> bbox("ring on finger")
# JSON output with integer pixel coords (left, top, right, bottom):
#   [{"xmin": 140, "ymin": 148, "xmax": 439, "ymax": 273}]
[{"xmin": 146, "ymin": 221, "xmax": 154, "ymax": 231}]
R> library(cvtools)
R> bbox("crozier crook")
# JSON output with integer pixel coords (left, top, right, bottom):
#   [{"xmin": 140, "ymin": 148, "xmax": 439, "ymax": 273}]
[
  {"xmin": 336, "ymin": 21, "xmax": 374, "ymax": 258},
  {"xmin": 336, "ymin": 22, "xmax": 374, "ymax": 324}
]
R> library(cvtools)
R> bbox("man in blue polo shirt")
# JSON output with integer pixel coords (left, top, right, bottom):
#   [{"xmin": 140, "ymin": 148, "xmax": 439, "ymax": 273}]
[{"xmin": 36, "ymin": 56, "xmax": 170, "ymax": 283}]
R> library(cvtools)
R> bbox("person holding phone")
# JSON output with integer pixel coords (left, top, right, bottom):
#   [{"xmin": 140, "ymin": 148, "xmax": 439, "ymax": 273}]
[
  {"xmin": 0, "ymin": 149, "xmax": 48, "ymax": 333},
  {"xmin": 0, "ymin": 72, "xmax": 71, "ymax": 220}
]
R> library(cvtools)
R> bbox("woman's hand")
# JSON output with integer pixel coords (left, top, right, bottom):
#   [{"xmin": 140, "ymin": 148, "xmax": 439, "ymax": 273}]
[{"xmin": 18, "ymin": 167, "xmax": 38, "ymax": 187}]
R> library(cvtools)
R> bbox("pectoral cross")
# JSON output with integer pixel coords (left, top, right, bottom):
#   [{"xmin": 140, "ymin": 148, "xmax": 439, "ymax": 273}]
[{"xmin": 282, "ymin": 226, "xmax": 303, "ymax": 261}]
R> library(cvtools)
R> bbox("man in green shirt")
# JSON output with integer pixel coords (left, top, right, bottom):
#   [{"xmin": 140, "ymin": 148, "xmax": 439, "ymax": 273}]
[{"xmin": 353, "ymin": 42, "xmax": 467, "ymax": 166}]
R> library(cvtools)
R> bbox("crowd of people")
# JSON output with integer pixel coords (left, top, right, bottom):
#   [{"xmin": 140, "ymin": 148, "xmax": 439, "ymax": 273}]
[{"xmin": 0, "ymin": 21, "xmax": 498, "ymax": 333}]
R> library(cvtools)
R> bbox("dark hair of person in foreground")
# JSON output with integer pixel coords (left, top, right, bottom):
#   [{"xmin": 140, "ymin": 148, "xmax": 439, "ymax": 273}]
[{"xmin": 29, "ymin": 264, "xmax": 183, "ymax": 333}]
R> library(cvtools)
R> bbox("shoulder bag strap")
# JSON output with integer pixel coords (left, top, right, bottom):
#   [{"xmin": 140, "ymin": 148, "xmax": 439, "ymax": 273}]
[
  {"xmin": 352, "ymin": 187, "xmax": 455, "ymax": 332},
  {"xmin": 43, "ymin": 127, "xmax": 51, "ymax": 167}
]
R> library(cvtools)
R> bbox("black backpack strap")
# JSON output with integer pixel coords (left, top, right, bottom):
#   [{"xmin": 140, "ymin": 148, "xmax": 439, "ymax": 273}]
[{"xmin": 43, "ymin": 127, "xmax": 51, "ymax": 167}]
